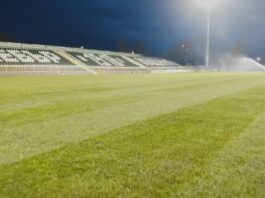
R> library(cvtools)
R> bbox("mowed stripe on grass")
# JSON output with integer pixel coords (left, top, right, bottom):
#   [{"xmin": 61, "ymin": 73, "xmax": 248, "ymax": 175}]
[
  {"xmin": 1, "ymin": 73, "xmax": 265, "ymax": 164},
  {"xmin": 0, "ymin": 74, "xmax": 265, "ymax": 197}
]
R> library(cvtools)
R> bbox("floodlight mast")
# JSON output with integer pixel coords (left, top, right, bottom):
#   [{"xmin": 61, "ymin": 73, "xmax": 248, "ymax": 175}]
[
  {"xmin": 194, "ymin": 0, "xmax": 215, "ymax": 67},
  {"xmin": 206, "ymin": 7, "xmax": 210, "ymax": 68}
]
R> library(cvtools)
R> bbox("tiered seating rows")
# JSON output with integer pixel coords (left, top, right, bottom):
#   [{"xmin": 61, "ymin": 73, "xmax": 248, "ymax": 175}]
[
  {"xmin": 70, "ymin": 52, "xmax": 180, "ymax": 68},
  {"xmin": 130, "ymin": 56, "xmax": 180, "ymax": 67},
  {"xmin": 0, "ymin": 45, "xmax": 181, "ymax": 69},
  {"xmin": 0, "ymin": 48, "xmax": 72, "ymax": 66},
  {"xmin": 69, "ymin": 52, "xmax": 140, "ymax": 67}
]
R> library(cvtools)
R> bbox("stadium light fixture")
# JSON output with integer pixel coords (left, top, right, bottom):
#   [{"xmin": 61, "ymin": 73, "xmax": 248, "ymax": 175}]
[
  {"xmin": 195, "ymin": 0, "xmax": 217, "ymax": 10},
  {"xmin": 181, "ymin": 44, "xmax": 190, "ymax": 65},
  {"xmin": 194, "ymin": 0, "xmax": 218, "ymax": 67}
]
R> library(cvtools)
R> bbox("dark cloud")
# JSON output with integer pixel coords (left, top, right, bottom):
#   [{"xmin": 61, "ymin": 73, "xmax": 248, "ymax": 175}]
[{"xmin": 0, "ymin": 0, "xmax": 264, "ymax": 60}]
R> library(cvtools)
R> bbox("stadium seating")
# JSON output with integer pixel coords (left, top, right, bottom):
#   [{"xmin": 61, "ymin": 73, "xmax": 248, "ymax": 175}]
[
  {"xmin": 130, "ymin": 56, "xmax": 180, "ymax": 67},
  {"xmin": 0, "ymin": 42, "xmax": 184, "ymax": 75},
  {"xmin": 0, "ymin": 49, "xmax": 72, "ymax": 65},
  {"xmin": 68, "ymin": 52, "xmax": 141, "ymax": 67}
]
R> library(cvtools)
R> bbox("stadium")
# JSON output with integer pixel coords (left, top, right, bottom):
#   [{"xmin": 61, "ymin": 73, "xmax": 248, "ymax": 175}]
[
  {"xmin": 0, "ymin": 41, "xmax": 264, "ymax": 76},
  {"xmin": 0, "ymin": 42, "xmax": 193, "ymax": 76},
  {"xmin": 0, "ymin": 0, "xmax": 265, "ymax": 197}
]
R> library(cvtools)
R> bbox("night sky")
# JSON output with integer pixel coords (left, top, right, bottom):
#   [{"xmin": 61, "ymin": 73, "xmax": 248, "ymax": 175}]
[{"xmin": 1, "ymin": 0, "xmax": 264, "ymax": 62}]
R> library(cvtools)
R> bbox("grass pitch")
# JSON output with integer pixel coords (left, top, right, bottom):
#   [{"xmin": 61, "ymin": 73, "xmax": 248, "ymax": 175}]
[{"xmin": 0, "ymin": 73, "xmax": 265, "ymax": 197}]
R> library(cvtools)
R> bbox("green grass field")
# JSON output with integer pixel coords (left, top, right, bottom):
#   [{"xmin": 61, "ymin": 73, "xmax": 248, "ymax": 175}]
[{"xmin": 0, "ymin": 73, "xmax": 265, "ymax": 197}]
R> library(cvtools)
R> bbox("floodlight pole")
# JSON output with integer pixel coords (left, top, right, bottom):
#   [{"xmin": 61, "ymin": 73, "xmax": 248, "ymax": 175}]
[{"xmin": 206, "ymin": 7, "xmax": 211, "ymax": 68}]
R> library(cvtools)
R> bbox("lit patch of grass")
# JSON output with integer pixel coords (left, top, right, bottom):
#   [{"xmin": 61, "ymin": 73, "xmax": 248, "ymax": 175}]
[
  {"xmin": 1, "ymin": 73, "xmax": 265, "ymax": 164},
  {"xmin": 0, "ymin": 83, "xmax": 265, "ymax": 197},
  {"xmin": 176, "ymin": 113, "xmax": 265, "ymax": 198}
]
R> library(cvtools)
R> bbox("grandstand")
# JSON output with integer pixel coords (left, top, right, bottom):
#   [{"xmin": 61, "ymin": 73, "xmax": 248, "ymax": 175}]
[{"xmin": 0, "ymin": 42, "xmax": 189, "ymax": 75}]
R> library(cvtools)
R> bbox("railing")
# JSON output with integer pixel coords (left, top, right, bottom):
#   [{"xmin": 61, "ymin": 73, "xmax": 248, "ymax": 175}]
[{"xmin": 0, "ymin": 41, "xmax": 138, "ymax": 57}]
